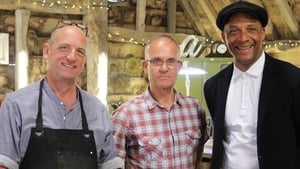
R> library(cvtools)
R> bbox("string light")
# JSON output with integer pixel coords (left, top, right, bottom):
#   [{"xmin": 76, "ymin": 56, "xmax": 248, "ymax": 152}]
[
  {"xmin": 106, "ymin": 32, "xmax": 149, "ymax": 46},
  {"xmin": 263, "ymin": 40, "xmax": 300, "ymax": 50},
  {"xmin": 106, "ymin": 31, "xmax": 300, "ymax": 53},
  {"xmin": 22, "ymin": 1, "xmax": 295, "ymax": 50},
  {"xmin": 106, "ymin": 32, "xmax": 212, "ymax": 47},
  {"xmin": 21, "ymin": 0, "xmax": 111, "ymax": 10}
]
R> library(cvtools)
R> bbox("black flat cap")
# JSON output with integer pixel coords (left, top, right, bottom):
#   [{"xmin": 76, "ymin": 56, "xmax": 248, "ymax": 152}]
[{"xmin": 216, "ymin": 1, "xmax": 268, "ymax": 31}]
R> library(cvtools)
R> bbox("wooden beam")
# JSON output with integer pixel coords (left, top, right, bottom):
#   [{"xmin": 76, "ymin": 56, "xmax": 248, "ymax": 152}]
[
  {"xmin": 167, "ymin": 0, "xmax": 176, "ymax": 33},
  {"xmin": 274, "ymin": 0, "xmax": 300, "ymax": 38},
  {"xmin": 199, "ymin": 0, "xmax": 221, "ymax": 40},
  {"xmin": 85, "ymin": 5, "xmax": 109, "ymax": 104},
  {"xmin": 15, "ymin": 9, "xmax": 30, "ymax": 89},
  {"xmin": 177, "ymin": 0, "xmax": 206, "ymax": 36},
  {"xmin": 136, "ymin": 0, "xmax": 146, "ymax": 31}
]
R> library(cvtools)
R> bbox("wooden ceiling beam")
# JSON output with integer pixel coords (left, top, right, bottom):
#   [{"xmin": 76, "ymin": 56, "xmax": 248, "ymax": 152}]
[
  {"xmin": 177, "ymin": 0, "xmax": 206, "ymax": 36},
  {"xmin": 198, "ymin": 0, "xmax": 221, "ymax": 40},
  {"xmin": 274, "ymin": 0, "xmax": 300, "ymax": 39}
]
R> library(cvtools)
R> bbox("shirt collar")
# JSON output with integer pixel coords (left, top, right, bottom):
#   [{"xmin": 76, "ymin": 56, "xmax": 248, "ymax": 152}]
[
  {"xmin": 43, "ymin": 78, "xmax": 79, "ymax": 106},
  {"xmin": 144, "ymin": 87, "xmax": 182, "ymax": 109},
  {"xmin": 232, "ymin": 52, "xmax": 265, "ymax": 80}
]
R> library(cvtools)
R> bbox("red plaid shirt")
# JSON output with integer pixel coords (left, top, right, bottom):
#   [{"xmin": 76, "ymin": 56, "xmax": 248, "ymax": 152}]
[{"xmin": 112, "ymin": 89, "xmax": 208, "ymax": 169}]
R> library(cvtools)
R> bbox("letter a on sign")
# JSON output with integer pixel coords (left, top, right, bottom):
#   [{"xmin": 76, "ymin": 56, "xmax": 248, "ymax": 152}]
[{"xmin": 180, "ymin": 35, "xmax": 205, "ymax": 58}]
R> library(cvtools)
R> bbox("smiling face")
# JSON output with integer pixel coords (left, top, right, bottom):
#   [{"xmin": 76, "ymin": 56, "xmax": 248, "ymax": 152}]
[
  {"xmin": 222, "ymin": 12, "xmax": 266, "ymax": 71},
  {"xmin": 43, "ymin": 25, "xmax": 87, "ymax": 82}
]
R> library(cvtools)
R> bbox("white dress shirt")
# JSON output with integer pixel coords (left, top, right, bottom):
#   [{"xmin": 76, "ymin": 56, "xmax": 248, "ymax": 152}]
[{"xmin": 223, "ymin": 53, "xmax": 265, "ymax": 169}]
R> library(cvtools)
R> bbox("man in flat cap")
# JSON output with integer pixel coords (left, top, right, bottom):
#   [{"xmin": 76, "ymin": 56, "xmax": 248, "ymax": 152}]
[{"xmin": 204, "ymin": 1, "xmax": 300, "ymax": 169}]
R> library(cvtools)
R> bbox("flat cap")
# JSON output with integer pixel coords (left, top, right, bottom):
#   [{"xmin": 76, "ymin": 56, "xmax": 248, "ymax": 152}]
[{"xmin": 216, "ymin": 1, "xmax": 268, "ymax": 31}]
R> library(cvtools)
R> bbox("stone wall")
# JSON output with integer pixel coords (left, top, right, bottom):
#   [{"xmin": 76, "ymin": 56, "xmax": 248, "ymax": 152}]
[
  {"xmin": 0, "ymin": 0, "xmax": 196, "ymax": 112},
  {"xmin": 0, "ymin": 10, "xmax": 149, "ymax": 113},
  {"xmin": 0, "ymin": 10, "xmax": 87, "ymax": 94},
  {"xmin": 107, "ymin": 42, "xmax": 148, "ymax": 112}
]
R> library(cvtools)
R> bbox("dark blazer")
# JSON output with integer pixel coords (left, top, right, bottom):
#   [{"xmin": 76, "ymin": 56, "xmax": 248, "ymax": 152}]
[{"xmin": 204, "ymin": 54, "xmax": 300, "ymax": 169}]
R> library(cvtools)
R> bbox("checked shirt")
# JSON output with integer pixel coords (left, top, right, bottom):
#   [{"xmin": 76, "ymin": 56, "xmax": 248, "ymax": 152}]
[{"xmin": 112, "ymin": 89, "xmax": 208, "ymax": 169}]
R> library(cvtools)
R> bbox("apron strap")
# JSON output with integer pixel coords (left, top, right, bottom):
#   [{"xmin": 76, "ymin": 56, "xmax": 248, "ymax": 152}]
[
  {"xmin": 35, "ymin": 79, "xmax": 45, "ymax": 135},
  {"xmin": 36, "ymin": 79, "xmax": 90, "ymax": 137},
  {"xmin": 77, "ymin": 88, "xmax": 91, "ymax": 137}
]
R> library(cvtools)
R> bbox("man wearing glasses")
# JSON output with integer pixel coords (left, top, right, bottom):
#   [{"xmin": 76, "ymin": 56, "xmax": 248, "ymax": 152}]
[
  {"xmin": 112, "ymin": 34, "xmax": 208, "ymax": 168},
  {"xmin": 0, "ymin": 21, "xmax": 123, "ymax": 169}
]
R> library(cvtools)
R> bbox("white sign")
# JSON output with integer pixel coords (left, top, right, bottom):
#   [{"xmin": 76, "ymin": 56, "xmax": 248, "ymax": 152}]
[{"xmin": 0, "ymin": 33, "xmax": 9, "ymax": 64}]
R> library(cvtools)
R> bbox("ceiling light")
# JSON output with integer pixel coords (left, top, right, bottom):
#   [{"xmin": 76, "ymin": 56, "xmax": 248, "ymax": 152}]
[{"xmin": 108, "ymin": 0, "xmax": 119, "ymax": 2}]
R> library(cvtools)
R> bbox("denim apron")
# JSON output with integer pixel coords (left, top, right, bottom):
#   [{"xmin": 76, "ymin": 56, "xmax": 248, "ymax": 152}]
[{"xmin": 20, "ymin": 79, "xmax": 97, "ymax": 169}]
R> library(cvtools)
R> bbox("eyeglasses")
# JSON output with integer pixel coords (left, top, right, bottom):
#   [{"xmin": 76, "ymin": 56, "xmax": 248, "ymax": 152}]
[
  {"xmin": 54, "ymin": 20, "xmax": 88, "ymax": 36},
  {"xmin": 146, "ymin": 58, "xmax": 180, "ymax": 68}
]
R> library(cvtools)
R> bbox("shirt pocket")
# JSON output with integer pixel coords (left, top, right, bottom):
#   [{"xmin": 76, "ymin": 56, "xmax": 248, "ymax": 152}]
[
  {"xmin": 137, "ymin": 136, "xmax": 163, "ymax": 161},
  {"xmin": 185, "ymin": 129, "xmax": 201, "ymax": 155}
]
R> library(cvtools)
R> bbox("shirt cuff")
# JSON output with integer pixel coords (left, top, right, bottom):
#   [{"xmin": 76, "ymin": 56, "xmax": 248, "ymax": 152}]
[
  {"xmin": 0, "ymin": 154, "xmax": 18, "ymax": 169},
  {"xmin": 98, "ymin": 157, "xmax": 124, "ymax": 169}
]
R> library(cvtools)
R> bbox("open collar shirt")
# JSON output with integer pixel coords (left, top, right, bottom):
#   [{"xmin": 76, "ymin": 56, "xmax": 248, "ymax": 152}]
[
  {"xmin": 0, "ymin": 80, "xmax": 122, "ymax": 169},
  {"xmin": 223, "ymin": 53, "xmax": 265, "ymax": 169},
  {"xmin": 112, "ymin": 88, "xmax": 207, "ymax": 169}
]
